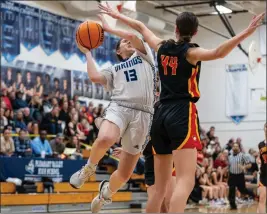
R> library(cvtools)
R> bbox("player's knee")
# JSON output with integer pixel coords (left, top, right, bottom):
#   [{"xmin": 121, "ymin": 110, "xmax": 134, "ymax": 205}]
[{"xmin": 97, "ymin": 134, "xmax": 116, "ymax": 146}]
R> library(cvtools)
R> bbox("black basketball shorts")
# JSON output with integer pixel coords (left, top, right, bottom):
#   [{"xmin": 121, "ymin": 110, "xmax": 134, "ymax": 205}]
[{"xmin": 150, "ymin": 101, "xmax": 202, "ymax": 155}]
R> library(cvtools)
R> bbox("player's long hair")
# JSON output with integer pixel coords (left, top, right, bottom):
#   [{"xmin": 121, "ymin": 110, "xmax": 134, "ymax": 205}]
[{"xmin": 161, "ymin": 12, "xmax": 198, "ymax": 46}]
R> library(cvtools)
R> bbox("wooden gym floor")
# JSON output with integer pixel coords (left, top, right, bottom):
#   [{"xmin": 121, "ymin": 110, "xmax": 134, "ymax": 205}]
[{"xmin": 50, "ymin": 203, "xmax": 259, "ymax": 213}]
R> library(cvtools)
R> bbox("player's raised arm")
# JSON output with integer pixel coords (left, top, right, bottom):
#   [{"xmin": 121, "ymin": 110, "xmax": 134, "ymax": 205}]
[
  {"xmin": 76, "ymin": 40, "xmax": 107, "ymax": 85},
  {"xmin": 99, "ymin": 2, "xmax": 163, "ymax": 52},
  {"xmin": 98, "ymin": 14, "xmax": 147, "ymax": 55},
  {"xmin": 187, "ymin": 12, "xmax": 265, "ymax": 63}
]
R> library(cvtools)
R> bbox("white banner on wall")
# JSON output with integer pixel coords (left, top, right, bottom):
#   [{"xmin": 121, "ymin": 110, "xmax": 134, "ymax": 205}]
[{"xmin": 225, "ymin": 64, "xmax": 248, "ymax": 124}]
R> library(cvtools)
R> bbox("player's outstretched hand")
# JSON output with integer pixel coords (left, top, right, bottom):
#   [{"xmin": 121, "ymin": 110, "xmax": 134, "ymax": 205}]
[
  {"xmin": 98, "ymin": 2, "xmax": 120, "ymax": 19},
  {"xmin": 75, "ymin": 34, "xmax": 90, "ymax": 54},
  {"xmin": 246, "ymin": 12, "xmax": 265, "ymax": 34},
  {"xmin": 97, "ymin": 14, "xmax": 112, "ymax": 33}
]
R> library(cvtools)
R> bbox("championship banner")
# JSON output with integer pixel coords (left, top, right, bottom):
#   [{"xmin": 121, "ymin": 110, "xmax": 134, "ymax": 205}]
[
  {"xmin": 19, "ymin": 4, "xmax": 40, "ymax": 51},
  {"xmin": 40, "ymin": 10, "xmax": 59, "ymax": 56},
  {"xmin": 1, "ymin": 1, "xmax": 20, "ymax": 62},
  {"xmin": 225, "ymin": 64, "xmax": 248, "ymax": 124},
  {"xmin": 75, "ymin": 20, "xmax": 87, "ymax": 63},
  {"xmin": 59, "ymin": 17, "xmax": 77, "ymax": 60}
]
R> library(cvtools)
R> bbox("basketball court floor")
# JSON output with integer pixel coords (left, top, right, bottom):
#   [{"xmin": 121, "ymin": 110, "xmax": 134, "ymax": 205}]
[{"xmin": 49, "ymin": 204, "xmax": 259, "ymax": 213}]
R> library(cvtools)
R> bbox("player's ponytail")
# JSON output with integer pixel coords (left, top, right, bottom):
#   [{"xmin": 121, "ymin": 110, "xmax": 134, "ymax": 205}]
[{"xmin": 179, "ymin": 35, "xmax": 192, "ymax": 43}]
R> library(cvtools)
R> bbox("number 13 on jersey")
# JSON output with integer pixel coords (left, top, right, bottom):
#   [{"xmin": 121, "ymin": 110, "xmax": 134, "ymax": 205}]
[
  {"xmin": 124, "ymin": 69, "xmax": 138, "ymax": 82},
  {"xmin": 161, "ymin": 55, "xmax": 178, "ymax": 75}
]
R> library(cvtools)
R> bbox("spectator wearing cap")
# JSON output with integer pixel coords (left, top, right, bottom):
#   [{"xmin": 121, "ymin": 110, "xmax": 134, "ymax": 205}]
[
  {"xmin": 0, "ymin": 128, "xmax": 15, "ymax": 156},
  {"xmin": 224, "ymin": 138, "xmax": 235, "ymax": 153},
  {"xmin": 13, "ymin": 91, "xmax": 28, "ymax": 110},
  {"xmin": 31, "ymin": 130, "xmax": 52, "ymax": 157},
  {"xmin": 14, "ymin": 129, "xmax": 32, "ymax": 157},
  {"xmin": 49, "ymin": 133, "xmax": 65, "ymax": 156}
]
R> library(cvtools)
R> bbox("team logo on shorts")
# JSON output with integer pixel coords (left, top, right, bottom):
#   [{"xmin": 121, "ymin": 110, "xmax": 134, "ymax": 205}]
[{"xmin": 134, "ymin": 145, "xmax": 140, "ymax": 149}]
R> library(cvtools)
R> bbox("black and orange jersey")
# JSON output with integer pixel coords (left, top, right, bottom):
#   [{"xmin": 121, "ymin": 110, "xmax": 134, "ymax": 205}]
[
  {"xmin": 258, "ymin": 140, "xmax": 267, "ymax": 182},
  {"xmin": 157, "ymin": 41, "xmax": 201, "ymax": 103}
]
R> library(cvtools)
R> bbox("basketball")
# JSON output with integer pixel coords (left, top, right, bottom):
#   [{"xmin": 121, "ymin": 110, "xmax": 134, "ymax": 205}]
[{"xmin": 76, "ymin": 21, "xmax": 104, "ymax": 50}]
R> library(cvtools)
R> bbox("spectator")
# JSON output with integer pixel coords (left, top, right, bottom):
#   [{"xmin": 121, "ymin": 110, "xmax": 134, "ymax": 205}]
[
  {"xmin": 207, "ymin": 126, "xmax": 215, "ymax": 141},
  {"xmin": 14, "ymin": 129, "xmax": 32, "ymax": 157},
  {"xmin": 40, "ymin": 94, "xmax": 52, "ymax": 114},
  {"xmin": 41, "ymin": 106, "xmax": 62, "ymax": 134},
  {"xmin": 51, "ymin": 97, "xmax": 59, "ymax": 108},
  {"xmin": 29, "ymin": 95, "xmax": 43, "ymax": 122},
  {"xmin": 59, "ymin": 101, "xmax": 70, "ymax": 124},
  {"xmin": 236, "ymin": 137, "xmax": 245, "ymax": 153},
  {"xmin": 64, "ymin": 113, "xmax": 79, "ymax": 138},
  {"xmin": 0, "ymin": 107, "xmax": 8, "ymax": 132},
  {"xmin": 1, "ymin": 88, "xmax": 12, "ymax": 110},
  {"xmin": 23, "ymin": 107, "xmax": 38, "ymax": 134},
  {"xmin": 0, "ymin": 128, "xmax": 15, "ymax": 156},
  {"xmin": 214, "ymin": 153, "xmax": 228, "ymax": 169},
  {"xmin": 49, "ymin": 133, "xmax": 65, "ymax": 156},
  {"xmin": 31, "ymin": 130, "xmax": 52, "ymax": 157},
  {"xmin": 224, "ymin": 138, "xmax": 235, "ymax": 153},
  {"xmin": 65, "ymin": 135, "xmax": 82, "ymax": 160},
  {"xmin": 77, "ymin": 117, "xmax": 91, "ymax": 141},
  {"xmin": 4, "ymin": 109, "xmax": 15, "ymax": 130},
  {"xmin": 14, "ymin": 110, "xmax": 27, "ymax": 132},
  {"xmin": 13, "ymin": 91, "xmax": 28, "ymax": 110}
]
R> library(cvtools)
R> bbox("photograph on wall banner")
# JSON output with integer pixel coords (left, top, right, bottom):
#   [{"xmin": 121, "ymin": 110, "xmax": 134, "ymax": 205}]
[
  {"xmin": 82, "ymin": 72, "xmax": 93, "ymax": 98},
  {"xmin": 72, "ymin": 70, "xmax": 84, "ymax": 97},
  {"xmin": 92, "ymin": 83, "xmax": 104, "ymax": 100},
  {"xmin": 1, "ymin": 61, "xmax": 72, "ymax": 101}
]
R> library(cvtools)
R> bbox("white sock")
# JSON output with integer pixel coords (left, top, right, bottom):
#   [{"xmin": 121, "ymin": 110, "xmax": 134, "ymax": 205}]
[
  {"xmin": 103, "ymin": 184, "xmax": 115, "ymax": 199},
  {"xmin": 87, "ymin": 159, "xmax": 97, "ymax": 169}
]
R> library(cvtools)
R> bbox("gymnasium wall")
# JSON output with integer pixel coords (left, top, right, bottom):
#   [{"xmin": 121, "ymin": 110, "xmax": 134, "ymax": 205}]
[{"xmin": 192, "ymin": 14, "xmax": 266, "ymax": 149}]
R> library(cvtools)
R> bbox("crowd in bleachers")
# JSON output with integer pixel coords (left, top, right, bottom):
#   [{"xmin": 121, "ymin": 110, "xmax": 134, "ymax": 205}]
[
  {"xmin": 0, "ymin": 78, "xmax": 104, "ymax": 159},
  {"xmin": 0, "ymin": 74, "xmax": 263, "ymax": 207},
  {"xmin": 192, "ymin": 126, "xmax": 260, "ymax": 206}
]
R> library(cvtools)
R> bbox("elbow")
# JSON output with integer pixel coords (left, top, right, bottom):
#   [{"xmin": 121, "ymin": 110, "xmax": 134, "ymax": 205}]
[
  {"xmin": 215, "ymin": 49, "xmax": 225, "ymax": 59},
  {"xmin": 90, "ymin": 76, "xmax": 99, "ymax": 83}
]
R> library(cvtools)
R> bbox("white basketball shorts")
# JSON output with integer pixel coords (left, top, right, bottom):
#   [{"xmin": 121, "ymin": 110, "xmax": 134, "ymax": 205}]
[{"xmin": 95, "ymin": 102, "xmax": 152, "ymax": 155}]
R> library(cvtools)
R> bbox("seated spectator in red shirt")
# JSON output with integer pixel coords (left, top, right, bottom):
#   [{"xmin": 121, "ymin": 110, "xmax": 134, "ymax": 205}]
[
  {"xmin": 1, "ymin": 88, "xmax": 12, "ymax": 110},
  {"xmin": 213, "ymin": 153, "xmax": 228, "ymax": 169}
]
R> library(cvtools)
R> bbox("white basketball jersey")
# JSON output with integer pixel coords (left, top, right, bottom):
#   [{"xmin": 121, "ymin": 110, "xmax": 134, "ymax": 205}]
[{"xmin": 100, "ymin": 41, "xmax": 156, "ymax": 108}]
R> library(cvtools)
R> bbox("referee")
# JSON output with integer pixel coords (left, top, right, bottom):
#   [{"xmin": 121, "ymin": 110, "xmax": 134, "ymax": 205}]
[{"xmin": 228, "ymin": 143, "xmax": 254, "ymax": 210}]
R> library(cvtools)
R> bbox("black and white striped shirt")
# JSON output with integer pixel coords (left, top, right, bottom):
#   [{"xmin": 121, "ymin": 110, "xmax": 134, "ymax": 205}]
[{"xmin": 228, "ymin": 152, "xmax": 251, "ymax": 174}]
